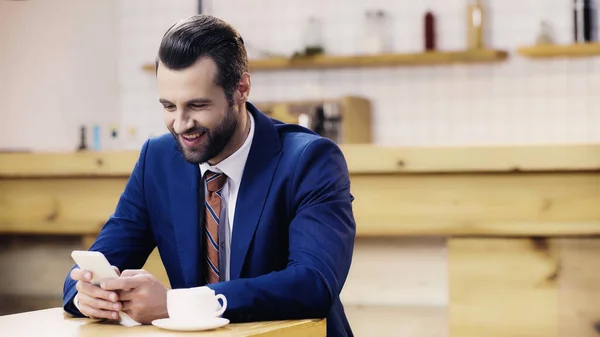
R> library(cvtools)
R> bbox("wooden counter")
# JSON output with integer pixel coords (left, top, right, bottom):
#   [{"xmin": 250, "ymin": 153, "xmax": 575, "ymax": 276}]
[
  {"xmin": 0, "ymin": 307, "xmax": 325, "ymax": 336},
  {"xmin": 2, "ymin": 143, "xmax": 600, "ymax": 177},
  {"xmin": 1, "ymin": 144, "xmax": 599, "ymax": 237},
  {"xmin": 1, "ymin": 144, "xmax": 600, "ymax": 337}
]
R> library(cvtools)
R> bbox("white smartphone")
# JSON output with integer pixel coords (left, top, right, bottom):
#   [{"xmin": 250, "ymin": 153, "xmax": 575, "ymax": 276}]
[
  {"xmin": 70, "ymin": 250, "xmax": 141, "ymax": 326},
  {"xmin": 71, "ymin": 250, "xmax": 119, "ymax": 285}
]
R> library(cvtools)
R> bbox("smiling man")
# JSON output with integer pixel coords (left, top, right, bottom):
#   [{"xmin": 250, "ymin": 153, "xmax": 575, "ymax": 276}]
[{"xmin": 62, "ymin": 14, "xmax": 356, "ymax": 337}]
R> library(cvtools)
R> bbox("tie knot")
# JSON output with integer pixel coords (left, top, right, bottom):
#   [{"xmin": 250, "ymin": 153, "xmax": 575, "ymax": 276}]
[{"xmin": 205, "ymin": 171, "xmax": 227, "ymax": 193}]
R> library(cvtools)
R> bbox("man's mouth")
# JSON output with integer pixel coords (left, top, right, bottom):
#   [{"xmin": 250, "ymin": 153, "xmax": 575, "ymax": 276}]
[
  {"xmin": 182, "ymin": 131, "xmax": 204, "ymax": 140},
  {"xmin": 180, "ymin": 131, "xmax": 206, "ymax": 147}
]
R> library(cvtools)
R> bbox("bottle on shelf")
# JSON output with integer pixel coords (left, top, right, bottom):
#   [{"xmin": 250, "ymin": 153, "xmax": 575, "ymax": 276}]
[
  {"xmin": 466, "ymin": 0, "xmax": 484, "ymax": 50},
  {"xmin": 424, "ymin": 10, "xmax": 436, "ymax": 51},
  {"xmin": 574, "ymin": 0, "xmax": 597, "ymax": 43}
]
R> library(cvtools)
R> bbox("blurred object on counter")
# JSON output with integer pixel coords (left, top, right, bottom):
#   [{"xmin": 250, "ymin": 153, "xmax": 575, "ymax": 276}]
[
  {"xmin": 77, "ymin": 126, "xmax": 87, "ymax": 152},
  {"xmin": 536, "ymin": 21, "xmax": 556, "ymax": 45},
  {"xmin": 256, "ymin": 96, "xmax": 372, "ymax": 144},
  {"xmin": 574, "ymin": 0, "xmax": 598, "ymax": 43},
  {"xmin": 128, "ymin": 127, "xmax": 136, "ymax": 139},
  {"xmin": 122, "ymin": 126, "xmax": 139, "ymax": 150},
  {"xmin": 467, "ymin": 0, "xmax": 485, "ymax": 49},
  {"xmin": 363, "ymin": 10, "xmax": 391, "ymax": 54},
  {"xmin": 107, "ymin": 124, "xmax": 119, "ymax": 151},
  {"xmin": 306, "ymin": 103, "xmax": 342, "ymax": 143},
  {"xmin": 424, "ymin": 10, "xmax": 437, "ymax": 51},
  {"xmin": 110, "ymin": 125, "xmax": 118, "ymax": 139},
  {"xmin": 92, "ymin": 125, "xmax": 101, "ymax": 151}
]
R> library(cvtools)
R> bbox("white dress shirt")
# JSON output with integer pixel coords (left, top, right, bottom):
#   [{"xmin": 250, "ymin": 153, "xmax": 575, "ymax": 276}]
[{"xmin": 199, "ymin": 111, "xmax": 254, "ymax": 281}]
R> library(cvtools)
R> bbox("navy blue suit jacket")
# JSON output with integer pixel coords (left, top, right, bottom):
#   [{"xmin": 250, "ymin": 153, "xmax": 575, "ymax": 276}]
[{"xmin": 63, "ymin": 103, "xmax": 356, "ymax": 337}]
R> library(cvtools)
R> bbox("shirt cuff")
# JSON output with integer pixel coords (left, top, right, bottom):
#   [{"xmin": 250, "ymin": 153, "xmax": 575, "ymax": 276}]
[{"xmin": 73, "ymin": 293, "xmax": 86, "ymax": 316}]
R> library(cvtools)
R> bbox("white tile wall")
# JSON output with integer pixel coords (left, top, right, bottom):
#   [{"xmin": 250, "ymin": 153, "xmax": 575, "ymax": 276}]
[
  {"xmin": 0, "ymin": 0, "xmax": 121, "ymax": 152},
  {"xmin": 119, "ymin": 0, "xmax": 600, "ymax": 147},
  {"xmin": 116, "ymin": 0, "xmax": 198, "ymax": 149}
]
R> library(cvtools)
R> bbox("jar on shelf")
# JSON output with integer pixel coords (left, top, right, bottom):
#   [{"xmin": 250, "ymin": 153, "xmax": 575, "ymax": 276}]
[
  {"xmin": 363, "ymin": 10, "xmax": 391, "ymax": 54},
  {"xmin": 303, "ymin": 16, "xmax": 324, "ymax": 55}
]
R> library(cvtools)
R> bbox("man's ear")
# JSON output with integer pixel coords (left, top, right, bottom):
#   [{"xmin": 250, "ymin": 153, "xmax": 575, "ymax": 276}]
[{"xmin": 235, "ymin": 72, "xmax": 251, "ymax": 105}]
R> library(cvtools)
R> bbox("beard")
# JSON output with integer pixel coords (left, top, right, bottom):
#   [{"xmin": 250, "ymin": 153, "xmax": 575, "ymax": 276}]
[{"xmin": 170, "ymin": 106, "xmax": 238, "ymax": 164}]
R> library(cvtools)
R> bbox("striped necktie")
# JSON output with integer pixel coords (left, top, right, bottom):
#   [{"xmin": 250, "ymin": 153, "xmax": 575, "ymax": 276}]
[{"xmin": 203, "ymin": 171, "xmax": 227, "ymax": 284}]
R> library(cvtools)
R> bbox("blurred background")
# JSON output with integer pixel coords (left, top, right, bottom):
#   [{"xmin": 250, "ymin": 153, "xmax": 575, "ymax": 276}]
[
  {"xmin": 1, "ymin": 0, "xmax": 600, "ymax": 336},
  {"xmin": 1, "ymin": 0, "xmax": 600, "ymax": 151}
]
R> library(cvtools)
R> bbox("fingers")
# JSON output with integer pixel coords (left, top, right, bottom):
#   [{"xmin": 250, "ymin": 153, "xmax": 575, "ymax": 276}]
[
  {"xmin": 101, "ymin": 274, "xmax": 145, "ymax": 291},
  {"xmin": 79, "ymin": 301, "xmax": 120, "ymax": 320},
  {"xmin": 76, "ymin": 281, "xmax": 119, "ymax": 303},
  {"xmin": 112, "ymin": 266, "xmax": 121, "ymax": 276},
  {"xmin": 70, "ymin": 268, "xmax": 93, "ymax": 282},
  {"xmin": 119, "ymin": 269, "xmax": 148, "ymax": 278},
  {"xmin": 77, "ymin": 292, "xmax": 122, "ymax": 313}
]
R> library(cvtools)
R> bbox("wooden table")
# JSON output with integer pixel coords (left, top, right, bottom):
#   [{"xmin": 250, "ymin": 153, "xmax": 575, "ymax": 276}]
[{"xmin": 0, "ymin": 308, "xmax": 326, "ymax": 336}]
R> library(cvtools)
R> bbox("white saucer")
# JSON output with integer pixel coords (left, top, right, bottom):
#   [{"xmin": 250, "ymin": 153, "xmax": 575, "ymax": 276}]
[{"xmin": 151, "ymin": 317, "xmax": 230, "ymax": 332}]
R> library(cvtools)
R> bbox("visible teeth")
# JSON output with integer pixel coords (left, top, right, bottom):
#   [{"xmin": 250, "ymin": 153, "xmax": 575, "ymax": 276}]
[{"xmin": 183, "ymin": 133, "xmax": 201, "ymax": 139}]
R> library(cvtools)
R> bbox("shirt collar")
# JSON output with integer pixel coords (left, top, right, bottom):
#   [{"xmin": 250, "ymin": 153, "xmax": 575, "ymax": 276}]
[{"xmin": 199, "ymin": 111, "xmax": 254, "ymax": 184}]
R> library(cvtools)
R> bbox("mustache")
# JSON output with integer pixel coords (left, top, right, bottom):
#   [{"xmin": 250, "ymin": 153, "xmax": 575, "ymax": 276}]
[{"xmin": 179, "ymin": 126, "xmax": 209, "ymax": 136}]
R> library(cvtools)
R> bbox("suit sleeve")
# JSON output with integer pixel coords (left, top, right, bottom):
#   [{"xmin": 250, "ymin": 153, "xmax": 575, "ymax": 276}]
[
  {"xmin": 208, "ymin": 137, "xmax": 356, "ymax": 321},
  {"xmin": 62, "ymin": 139, "xmax": 156, "ymax": 316}
]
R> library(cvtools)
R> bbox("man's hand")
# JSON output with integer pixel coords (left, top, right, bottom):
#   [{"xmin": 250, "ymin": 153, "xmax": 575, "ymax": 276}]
[
  {"xmin": 70, "ymin": 266, "xmax": 122, "ymax": 320},
  {"xmin": 101, "ymin": 269, "xmax": 168, "ymax": 324}
]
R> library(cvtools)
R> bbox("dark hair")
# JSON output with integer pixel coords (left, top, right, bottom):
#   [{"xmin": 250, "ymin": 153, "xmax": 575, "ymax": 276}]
[{"xmin": 156, "ymin": 14, "xmax": 248, "ymax": 105}]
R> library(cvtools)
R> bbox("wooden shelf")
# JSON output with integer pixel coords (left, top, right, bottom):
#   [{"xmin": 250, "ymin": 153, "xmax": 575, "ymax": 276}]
[
  {"xmin": 142, "ymin": 49, "xmax": 508, "ymax": 73},
  {"xmin": 517, "ymin": 43, "xmax": 600, "ymax": 58}
]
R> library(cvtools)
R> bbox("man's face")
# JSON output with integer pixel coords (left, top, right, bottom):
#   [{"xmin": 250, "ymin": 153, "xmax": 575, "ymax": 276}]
[{"xmin": 157, "ymin": 57, "xmax": 238, "ymax": 164}]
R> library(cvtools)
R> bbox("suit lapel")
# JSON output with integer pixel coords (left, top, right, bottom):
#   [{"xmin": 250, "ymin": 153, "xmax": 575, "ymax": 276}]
[
  {"xmin": 230, "ymin": 103, "xmax": 283, "ymax": 280},
  {"xmin": 169, "ymin": 151, "xmax": 202, "ymax": 287}
]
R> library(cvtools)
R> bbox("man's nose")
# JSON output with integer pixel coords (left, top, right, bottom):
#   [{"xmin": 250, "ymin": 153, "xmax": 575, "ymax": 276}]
[{"xmin": 172, "ymin": 111, "xmax": 194, "ymax": 134}]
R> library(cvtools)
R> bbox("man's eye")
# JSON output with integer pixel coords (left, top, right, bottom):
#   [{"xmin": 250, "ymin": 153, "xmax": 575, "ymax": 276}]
[
  {"xmin": 163, "ymin": 105, "xmax": 176, "ymax": 111},
  {"xmin": 190, "ymin": 104, "xmax": 206, "ymax": 109}
]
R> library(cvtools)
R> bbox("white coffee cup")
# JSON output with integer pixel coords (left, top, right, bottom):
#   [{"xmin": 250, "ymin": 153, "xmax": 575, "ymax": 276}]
[{"xmin": 167, "ymin": 287, "xmax": 227, "ymax": 322}]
